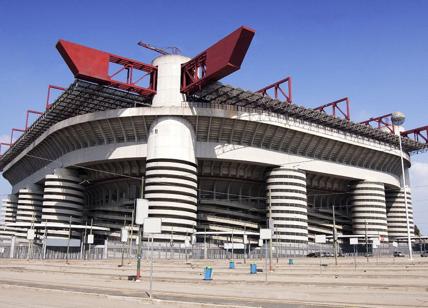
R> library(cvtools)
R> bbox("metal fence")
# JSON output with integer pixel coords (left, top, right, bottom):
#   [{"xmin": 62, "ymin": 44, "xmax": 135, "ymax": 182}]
[{"xmin": 0, "ymin": 239, "xmax": 414, "ymax": 261}]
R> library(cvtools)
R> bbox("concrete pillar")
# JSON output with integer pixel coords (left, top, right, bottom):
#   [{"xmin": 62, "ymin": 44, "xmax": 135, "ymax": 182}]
[
  {"xmin": 386, "ymin": 187, "xmax": 414, "ymax": 240},
  {"xmin": 351, "ymin": 181, "xmax": 388, "ymax": 242},
  {"xmin": 266, "ymin": 167, "xmax": 308, "ymax": 244}
]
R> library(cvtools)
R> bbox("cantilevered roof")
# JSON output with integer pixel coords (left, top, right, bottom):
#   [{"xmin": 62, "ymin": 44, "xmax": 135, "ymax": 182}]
[
  {"xmin": 190, "ymin": 83, "xmax": 427, "ymax": 153},
  {"xmin": 0, "ymin": 80, "xmax": 150, "ymax": 170},
  {"xmin": 0, "ymin": 79, "xmax": 426, "ymax": 171}
]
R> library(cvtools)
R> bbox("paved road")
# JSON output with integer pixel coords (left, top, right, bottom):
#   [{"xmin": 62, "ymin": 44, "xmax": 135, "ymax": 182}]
[{"xmin": 0, "ymin": 257, "xmax": 427, "ymax": 307}]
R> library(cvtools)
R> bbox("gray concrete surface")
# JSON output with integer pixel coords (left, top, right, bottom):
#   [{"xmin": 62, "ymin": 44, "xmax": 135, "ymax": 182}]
[{"xmin": 0, "ymin": 257, "xmax": 427, "ymax": 307}]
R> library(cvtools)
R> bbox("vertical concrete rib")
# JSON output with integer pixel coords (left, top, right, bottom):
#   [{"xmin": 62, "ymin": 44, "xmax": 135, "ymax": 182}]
[
  {"xmin": 351, "ymin": 181, "xmax": 388, "ymax": 241},
  {"xmin": 266, "ymin": 167, "xmax": 308, "ymax": 243},
  {"xmin": 386, "ymin": 188, "xmax": 414, "ymax": 240}
]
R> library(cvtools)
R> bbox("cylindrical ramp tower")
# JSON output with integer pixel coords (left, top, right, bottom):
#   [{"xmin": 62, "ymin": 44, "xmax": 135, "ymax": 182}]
[
  {"xmin": 2, "ymin": 194, "xmax": 18, "ymax": 224},
  {"xmin": 15, "ymin": 184, "xmax": 43, "ymax": 238},
  {"xmin": 0, "ymin": 194, "xmax": 18, "ymax": 238},
  {"xmin": 145, "ymin": 118, "xmax": 197, "ymax": 242},
  {"xmin": 386, "ymin": 188, "xmax": 414, "ymax": 240},
  {"xmin": 351, "ymin": 181, "xmax": 388, "ymax": 242},
  {"xmin": 266, "ymin": 167, "xmax": 308, "ymax": 244},
  {"xmin": 144, "ymin": 54, "xmax": 197, "ymax": 242},
  {"xmin": 42, "ymin": 168, "xmax": 84, "ymax": 238}
]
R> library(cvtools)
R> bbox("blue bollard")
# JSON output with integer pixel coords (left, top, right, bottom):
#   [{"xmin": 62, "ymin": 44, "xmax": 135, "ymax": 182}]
[
  {"xmin": 250, "ymin": 263, "xmax": 257, "ymax": 274},
  {"xmin": 204, "ymin": 266, "xmax": 213, "ymax": 280},
  {"xmin": 288, "ymin": 258, "xmax": 294, "ymax": 265},
  {"xmin": 229, "ymin": 260, "xmax": 235, "ymax": 269}
]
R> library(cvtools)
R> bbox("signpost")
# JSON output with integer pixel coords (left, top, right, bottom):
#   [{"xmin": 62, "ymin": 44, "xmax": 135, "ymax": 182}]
[
  {"xmin": 350, "ymin": 237, "xmax": 358, "ymax": 269},
  {"xmin": 88, "ymin": 219, "xmax": 93, "ymax": 259},
  {"xmin": 119, "ymin": 217, "xmax": 128, "ymax": 267},
  {"xmin": 260, "ymin": 228, "xmax": 272, "ymax": 281},
  {"xmin": 26, "ymin": 229, "xmax": 35, "ymax": 260},
  {"xmin": 315, "ymin": 235, "xmax": 326, "ymax": 273},
  {"xmin": 143, "ymin": 217, "xmax": 162, "ymax": 299},
  {"xmin": 135, "ymin": 198, "xmax": 149, "ymax": 281},
  {"xmin": 371, "ymin": 238, "xmax": 380, "ymax": 263}
]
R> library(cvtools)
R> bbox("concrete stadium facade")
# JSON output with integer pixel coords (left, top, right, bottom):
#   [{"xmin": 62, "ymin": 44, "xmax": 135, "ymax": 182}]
[{"xmin": 0, "ymin": 54, "xmax": 419, "ymax": 246}]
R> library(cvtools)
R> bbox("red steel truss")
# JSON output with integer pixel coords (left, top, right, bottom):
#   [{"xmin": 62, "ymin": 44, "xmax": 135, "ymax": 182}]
[
  {"xmin": 360, "ymin": 113, "xmax": 394, "ymax": 133},
  {"xmin": 314, "ymin": 97, "xmax": 350, "ymax": 121},
  {"xmin": 181, "ymin": 26, "xmax": 255, "ymax": 94},
  {"xmin": 46, "ymin": 84, "xmax": 66, "ymax": 110},
  {"xmin": 56, "ymin": 40, "xmax": 157, "ymax": 96},
  {"xmin": 401, "ymin": 125, "xmax": 428, "ymax": 143},
  {"xmin": 10, "ymin": 128, "xmax": 26, "ymax": 144},
  {"xmin": 26, "ymin": 110, "xmax": 44, "ymax": 130},
  {"xmin": 256, "ymin": 77, "xmax": 292, "ymax": 104}
]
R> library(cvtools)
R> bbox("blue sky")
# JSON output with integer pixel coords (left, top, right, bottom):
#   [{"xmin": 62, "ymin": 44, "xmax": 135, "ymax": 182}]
[{"xmin": 0, "ymin": 0, "xmax": 427, "ymax": 232}]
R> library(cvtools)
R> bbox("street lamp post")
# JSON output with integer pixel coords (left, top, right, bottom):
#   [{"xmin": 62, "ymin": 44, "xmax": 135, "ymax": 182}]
[{"xmin": 391, "ymin": 112, "xmax": 413, "ymax": 261}]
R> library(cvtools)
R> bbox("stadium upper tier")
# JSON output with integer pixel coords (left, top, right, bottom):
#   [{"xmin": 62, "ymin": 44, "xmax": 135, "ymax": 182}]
[{"xmin": 0, "ymin": 79, "xmax": 425, "ymax": 174}]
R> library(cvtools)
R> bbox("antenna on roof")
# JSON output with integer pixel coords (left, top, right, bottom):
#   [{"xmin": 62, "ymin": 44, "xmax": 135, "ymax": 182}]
[{"xmin": 137, "ymin": 41, "xmax": 181, "ymax": 56}]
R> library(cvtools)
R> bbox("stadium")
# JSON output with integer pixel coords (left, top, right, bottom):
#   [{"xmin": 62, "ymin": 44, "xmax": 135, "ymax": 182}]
[{"xmin": 0, "ymin": 26, "xmax": 427, "ymax": 249}]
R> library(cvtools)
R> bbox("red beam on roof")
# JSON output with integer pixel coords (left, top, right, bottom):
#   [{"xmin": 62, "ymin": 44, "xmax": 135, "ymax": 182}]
[
  {"xmin": 401, "ymin": 125, "xmax": 428, "ymax": 143},
  {"xmin": 256, "ymin": 77, "xmax": 292, "ymax": 104},
  {"xmin": 25, "ymin": 110, "xmax": 44, "ymax": 130},
  {"xmin": 360, "ymin": 113, "xmax": 394, "ymax": 133},
  {"xmin": 46, "ymin": 84, "xmax": 66, "ymax": 110},
  {"xmin": 181, "ymin": 26, "xmax": 255, "ymax": 94},
  {"xmin": 10, "ymin": 128, "xmax": 26, "ymax": 145},
  {"xmin": 314, "ymin": 97, "xmax": 350, "ymax": 121},
  {"xmin": 56, "ymin": 40, "xmax": 157, "ymax": 96}
]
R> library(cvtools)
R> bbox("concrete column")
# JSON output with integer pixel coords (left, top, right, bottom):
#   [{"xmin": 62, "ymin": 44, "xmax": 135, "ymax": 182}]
[
  {"xmin": 42, "ymin": 168, "xmax": 84, "ymax": 238},
  {"xmin": 266, "ymin": 167, "xmax": 308, "ymax": 244},
  {"xmin": 351, "ymin": 181, "xmax": 388, "ymax": 242},
  {"xmin": 386, "ymin": 187, "xmax": 414, "ymax": 240}
]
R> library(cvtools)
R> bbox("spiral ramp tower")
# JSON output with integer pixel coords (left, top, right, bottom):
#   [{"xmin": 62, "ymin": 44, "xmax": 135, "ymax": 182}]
[
  {"xmin": 351, "ymin": 181, "xmax": 388, "ymax": 242},
  {"xmin": 266, "ymin": 167, "xmax": 308, "ymax": 243},
  {"xmin": 386, "ymin": 188, "xmax": 414, "ymax": 240},
  {"xmin": 144, "ymin": 55, "xmax": 198, "ymax": 242},
  {"xmin": 41, "ymin": 168, "xmax": 84, "ymax": 238},
  {"xmin": 0, "ymin": 195, "xmax": 19, "ymax": 238},
  {"xmin": 15, "ymin": 185, "xmax": 43, "ymax": 238}
]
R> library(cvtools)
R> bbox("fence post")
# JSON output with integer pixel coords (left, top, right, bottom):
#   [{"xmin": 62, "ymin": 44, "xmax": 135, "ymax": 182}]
[
  {"xmin": 10, "ymin": 236, "xmax": 15, "ymax": 259},
  {"xmin": 103, "ymin": 239, "xmax": 108, "ymax": 259}
]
